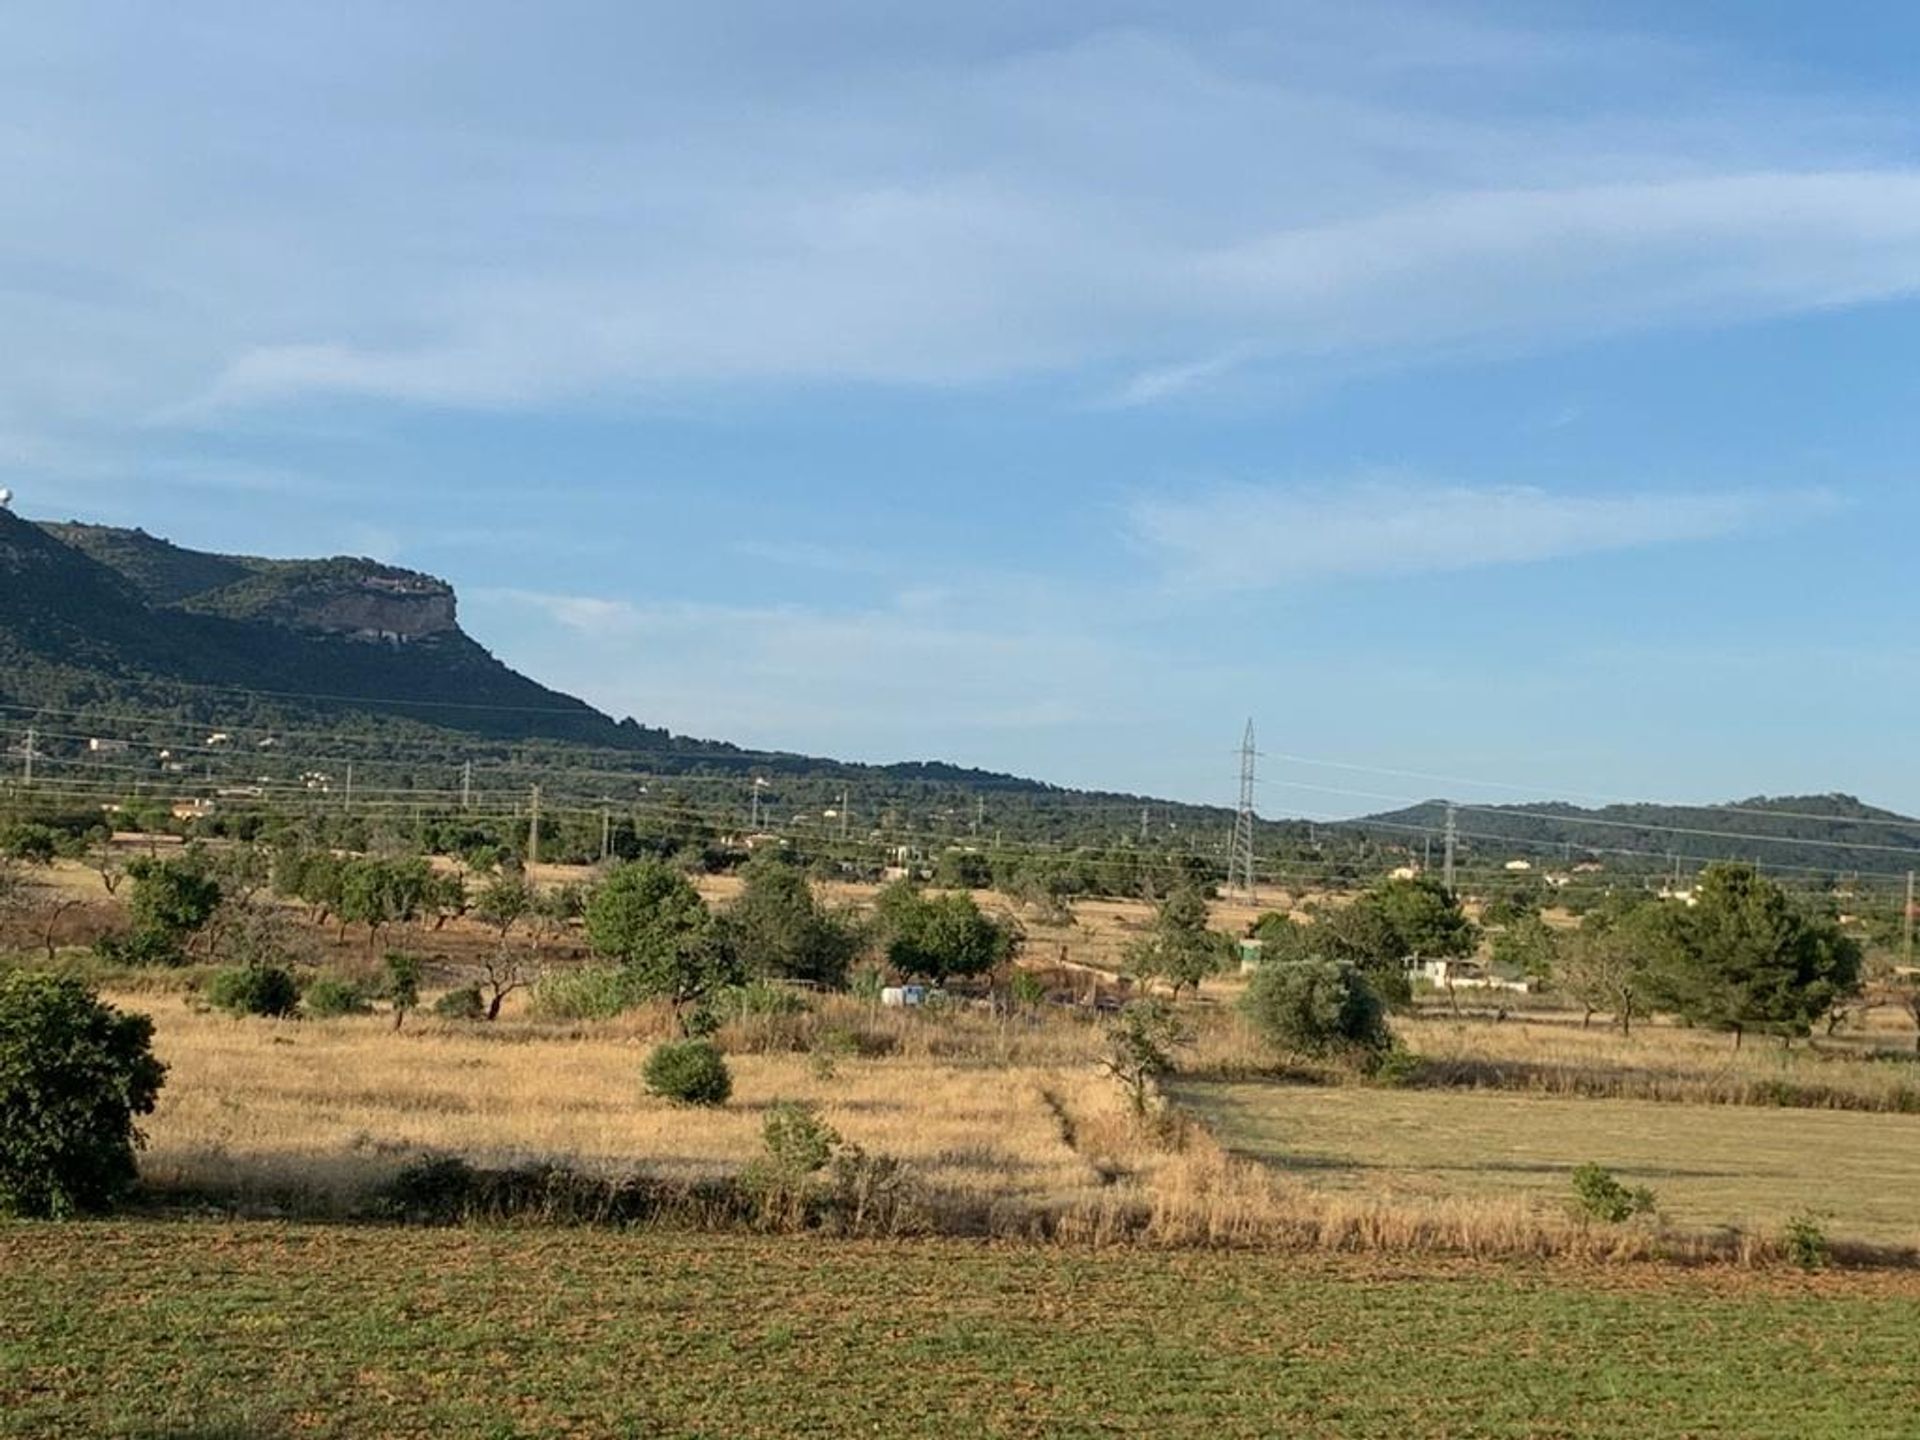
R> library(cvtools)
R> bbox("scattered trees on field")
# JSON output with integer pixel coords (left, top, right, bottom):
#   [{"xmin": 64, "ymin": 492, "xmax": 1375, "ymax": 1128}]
[{"xmin": 0, "ymin": 973, "xmax": 166, "ymax": 1217}]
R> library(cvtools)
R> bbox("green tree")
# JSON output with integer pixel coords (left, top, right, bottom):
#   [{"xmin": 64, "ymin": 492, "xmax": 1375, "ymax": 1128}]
[
  {"xmin": 586, "ymin": 861, "xmax": 734, "ymax": 1022},
  {"xmin": 1646, "ymin": 864, "xmax": 1863, "ymax": 1046},
  {"xmin": 1242, "ymin": 957, "xmax": 1392, "ymax": 1066},
  {"xmin": 1125, "ymin": 888, "xmax": 1229, "ymax": 999},
  {"xmin": 880, "ymin": 887, "xmax": 1018, "ymax": 984},
  {"xmin": 1256, "ymin": 900, "xmax": 1413, "ymax": 1008},
  {"xmin": 719, "ymin": 859, "xmax": 860, "ymax": 988},
  {"xmin": 384, "ymin": 951, "xmax": 422, "ymax": 1031},
  {"xmin": 1371, "ymin": 876, "xmax": 1477, "ymax": 963},
  {"xmin": 123, "ymin": 857, "xmax": 223, "ymax": 961},
  {"xmin": 1101, "ymin": 997, "xmax": 1186, "ymax": 1118},
  {"xmin": 0, "ymin": 974, "xmax": 166, "ymax": 1217}
]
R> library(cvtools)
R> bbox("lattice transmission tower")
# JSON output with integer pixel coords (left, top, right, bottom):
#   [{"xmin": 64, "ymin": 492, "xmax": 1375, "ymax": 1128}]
[{"xmin": 1232, "ymin": 720, "xmax": 1259, "ymax": 903}]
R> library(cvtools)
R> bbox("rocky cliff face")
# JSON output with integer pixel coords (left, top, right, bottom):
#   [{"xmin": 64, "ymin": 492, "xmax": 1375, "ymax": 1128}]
[{"xmin": 288, "ymin": 570, "xmax": 459, "ymax": 642}]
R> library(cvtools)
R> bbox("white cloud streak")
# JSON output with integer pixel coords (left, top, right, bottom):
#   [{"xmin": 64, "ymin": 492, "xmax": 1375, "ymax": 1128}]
[
  {"xmin": 4, "ymin": 5, "xmax": 1920, "ymax": 422},
  {"xmin": 1129, "ymin": 482, "xmax": 1835, "ymax": 590}
]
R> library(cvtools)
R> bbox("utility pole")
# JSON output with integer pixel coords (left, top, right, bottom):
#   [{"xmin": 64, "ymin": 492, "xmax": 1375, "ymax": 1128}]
[
  {"xmin": 1232, "ymin": 720, "xmax": 1258, "ymax": 904},
  {"xmin": 527, "ymin": 784, "xmax": 542, "ymax": 868},
  {"xmin": 343, "ymin": 762, "xmax": 353, "ymax": 815},
  {"xmin": 974, "ymin": 796, "xmax": 985, "ymax": 836},
  {"xmin": 20, "ymin": 726, "xmax": 34, "ymax": 789},
  {"xmin": 839, "ymin": 788, "xmax": 850, "ymax": 842},
  {"xmin": 461, "ymin": 760, "xmax": 473, "ymax": 811},
  {"xmin": 601, "ymin": 806, "xmax": 612, "ymax": 863},
  {"xmin": 1140, "ymin": 806, "xmax": 1149, "ymax": 844},
  {"xmin": 1905, "ymin": 870, "xmax": 1915, "ymax": 970},
  {"xmin": 750, "ymin": 777, "xmax": 764, "ymax": 831},
  {"xmin": 1442, "ymin": 802, "xmax": 1458, "ymax": 896}
]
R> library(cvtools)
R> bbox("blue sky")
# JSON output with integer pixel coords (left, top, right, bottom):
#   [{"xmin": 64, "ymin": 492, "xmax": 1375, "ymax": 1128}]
[{"xmin": 5, "ymin": 2, "xmax": 1920, "ymax": 816}]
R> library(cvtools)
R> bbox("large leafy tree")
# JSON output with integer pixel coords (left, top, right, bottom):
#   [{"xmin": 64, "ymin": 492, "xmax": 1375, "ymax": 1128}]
[
  {"xmin": 1646, "ymin": 864, "xmax": 1863, "ymax": 1045},
  {"xmin": 878, "ymin": 884, "xmax": 1018, "ymax": 983},
  {"xmin": 719, "ymin": 859, "xmax": 860, "ymax": 989},
  {"xmin": 585, "ymin": 861, "xmax": 735, "ymax": 1018},
  {"xmin": 1371, "ymin": 876, "xmax": 1478, "ymax": 962},
  {"xmin": 0, "ymin": 974, "xmax": 167, "ymax": 1217}
]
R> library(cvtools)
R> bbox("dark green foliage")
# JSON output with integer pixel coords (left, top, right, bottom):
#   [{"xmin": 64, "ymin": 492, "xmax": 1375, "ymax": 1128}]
[
  {"xmin": 718, "ymin": 859, "xmax": 861, "ymax": 989},
  {"xmin": 587, "ymin": 862, "xmax": 734, "ymax": 1017},
  {"xmin": 1371, "ymin": 876, "xmax": 1478, "ymax": 961},
  {"xmin": 1570, "ymin": 1163, "xmax": 1656, "ymax": 1223},
  {"xmin": 875, "ymin": 882, "xmax": 1017, "ymax": 983},
  {"xmin": 1242, "ymin": 957, "xmax": 1392, "ymax": 1063},
  {"xmin": 1, "ymin": 823, "xmax": 62, "ymax": 865},
  {"xmin": 0, "ymin": 973, "xmax": 166, "ymax": 1217},
  {"xmin": 125, "ymin": 857, "xmax": 222, "ymax": 950},
  {"xmin": 1644, "ymin": 865, "xmax": 1863, "ymax": 1042},
  {"xmin": 302, "ymin": 975, "xmax": 372, "ymax": 1018},
  {"xmin": 431, "ymin": 984, "xmax": 486, "ymax": 1021},
  {"xmin": 933, "ymin": 850, "xmax": 994, "ymax": 889},
  {"xmin": 643, "ymin": 1039, "xmax": 732, "ymax": 1106},
  {"xmin": 206, "ymin": 965, "xmax": 300, "ymax": 1019}
]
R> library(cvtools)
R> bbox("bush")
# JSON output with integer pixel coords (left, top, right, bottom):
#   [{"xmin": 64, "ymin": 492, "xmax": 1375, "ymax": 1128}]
[
  {"xmin": 1570, "ymin": 1163, "xmax": 1656, "ymax": 1223},
  {"xmin": 206, "ymin": 965, "xmax": 301, "ymax": 1019},
  {"xmin": 1783, "ymin": 1211, "xmax": 1830, "ymax": 1270},
  {"xmin": 431, "ymin": 984, "xmax": 486, "ymax": 1021},
  {"xmin": 643, "ymin": 1039, "xmax": 732, "ymax": 1106},
  {"xmin": 303, "ymin": 975, "xmax": 372, "ymax": 1018},
  {"xmin": 712, "ymin": 981, "xmax": 809, "ymax": 1021},
  {"xmin": 93, "ymin": 928, "xmax": 185, "ymax": 969},
  {"xmin": 1241, "ymin": 958, "xmax": 1391, "ymax": 1064},
  {"xmin": 528, "ymin": 966, "xmax": 652, "ymax": 1021},
  {"xmin": 0, "ymin": 973, "xmax": 167, "ymax": 1217}
]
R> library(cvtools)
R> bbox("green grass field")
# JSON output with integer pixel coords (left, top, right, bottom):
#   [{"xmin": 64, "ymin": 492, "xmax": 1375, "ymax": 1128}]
[
  {"xmin": 4, "ymin": 1222, "xmax": 1918, "ymax": 1438},
  {"xmin": 1175, "ymin": 1079, "xmax": 1920, "ymax": 1245}
]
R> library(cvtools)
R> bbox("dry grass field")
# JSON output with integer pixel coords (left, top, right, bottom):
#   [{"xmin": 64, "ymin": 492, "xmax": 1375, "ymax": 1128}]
[
  {"xmin": 1177, "ymin": 1079, "xmax": 1920, "ymax": 1244},
  {"xmin": 99, "ymin": 990, "xmax": 1913, "ymax": 1264}
]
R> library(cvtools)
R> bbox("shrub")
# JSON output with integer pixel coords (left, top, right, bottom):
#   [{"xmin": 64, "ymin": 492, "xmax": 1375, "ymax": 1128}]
[
  {"xmin": 303, "ymin": 975, "xmax": 372, "ymax": 1018},
  {"xmin": 1783, "ymin": 1211, "xmax": 1830, "ymax": 1270},
  {"xmin": 1241, "ymin": 958, "xmax": 1391, "ymax": 1064},
  {"xmin": 712, "ymin": 980, "xmax": 809, "ymax": 1021},
  {"xmin": 528, "ymin": 965, "xmax": 652, "ymax": 1020},
  {"xmin": 761, "ymin": 1099, "xmax": 839, "ymax": 1177},
  {"xmin": 1009, "ymin": 969, "xmax": 1047, "ymax": 1010},
  {"xmin": 0, "ymin": 973, "xmax": 167, "ymax": 1217},
  {"xmin": 93, "ymin": 928, "xmax": 185, "ymax": 969},
  {"xmin": 431, "ymin": 984, "xmax": 486, "ymax": 1021},
  {"xmin": 643, "ymin": 1039, "xmax": 732, "ymax": 1106},
  {"xmin": 1570, "ymin": 1163, "xmax": 1656, "ymax": 1223},
  {"xmin": 206, "ymin": 965, "xmax": 301, "ymax": 1019}
]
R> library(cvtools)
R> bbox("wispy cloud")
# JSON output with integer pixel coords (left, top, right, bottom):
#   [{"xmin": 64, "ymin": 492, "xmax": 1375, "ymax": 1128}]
[
  {"xmin": 6, "ymin": 6, "xmax": 1920, "ymax": 423},
  {"xmin": 1128, "ymin": 481, "xmax": 1837, "ymax": 590}
]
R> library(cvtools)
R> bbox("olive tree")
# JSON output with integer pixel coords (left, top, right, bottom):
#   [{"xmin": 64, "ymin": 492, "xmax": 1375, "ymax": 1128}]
[{"xmin": 0, "ymin": 974, "xmax": 167, "ymax": 1217}]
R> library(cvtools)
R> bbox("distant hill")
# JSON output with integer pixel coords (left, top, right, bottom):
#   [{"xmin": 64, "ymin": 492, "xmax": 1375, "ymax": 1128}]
[
  {"xmin": 0, "ymin": 510, "xmax": 1224, "ymax": 847},
  {"xmin": 1344, "ymin": 793, "xmax": 1920, "ymax": 879}
]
